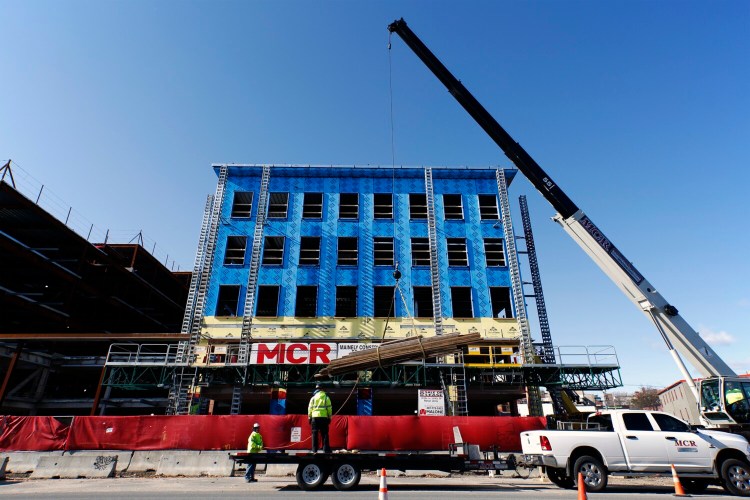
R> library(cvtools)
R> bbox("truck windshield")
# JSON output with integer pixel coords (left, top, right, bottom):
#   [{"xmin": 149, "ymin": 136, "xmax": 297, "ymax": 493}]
[{"xmin": 724, "ymin": 380, "xmax": 750, "ymax": 424}]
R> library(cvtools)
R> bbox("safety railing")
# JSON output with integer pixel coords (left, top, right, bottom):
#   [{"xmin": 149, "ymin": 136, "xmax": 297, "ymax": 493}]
[
  {"xmin": 553, "ymin": 345, "xmax": 619, "ymax": 367},
  {"xmin": 106, "ymin": 343, "xmax": 185, "ymax": 366}
]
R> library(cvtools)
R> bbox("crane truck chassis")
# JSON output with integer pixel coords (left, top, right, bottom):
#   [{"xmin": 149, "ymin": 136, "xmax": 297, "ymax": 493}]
[{"xmin": 386, "ymin": 18, "xmax": 749, "ymax": 435}]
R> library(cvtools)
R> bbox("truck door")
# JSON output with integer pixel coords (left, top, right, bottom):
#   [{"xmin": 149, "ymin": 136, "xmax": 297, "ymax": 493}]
[
  {"xmin": 619, "ymin": 412, "xmax": 670, "ymax": 472},
  {"xmin": 650, "ymin": 413, "xmax": 713, "ymax": 472}
]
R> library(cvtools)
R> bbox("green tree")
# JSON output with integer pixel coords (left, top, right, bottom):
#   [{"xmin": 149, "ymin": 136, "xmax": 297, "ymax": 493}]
[{"xmin": 630, "ymin": 387, "xmax": 661, "ymax": 410}]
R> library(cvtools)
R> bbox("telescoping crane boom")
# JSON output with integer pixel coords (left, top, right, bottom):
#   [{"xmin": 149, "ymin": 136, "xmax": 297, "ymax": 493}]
[{"xmin": 388, "ymin": 18, "xmax": 749, "ymax": 431}]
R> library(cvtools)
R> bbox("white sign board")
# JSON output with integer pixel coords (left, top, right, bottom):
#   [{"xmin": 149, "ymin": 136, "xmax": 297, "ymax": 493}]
[
  {"xmin": 290, "ymin": 427, "xmax": 301, "ymax": 443},
  {"xmin": 417, "ymin": 389, "xmax": 446, "ymax": 416}
]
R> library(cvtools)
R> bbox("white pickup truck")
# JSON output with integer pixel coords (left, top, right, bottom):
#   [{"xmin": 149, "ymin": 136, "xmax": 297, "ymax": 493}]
[{"xmin": 521, "ymin": 410, "xmax": 750, "ymax": 496}]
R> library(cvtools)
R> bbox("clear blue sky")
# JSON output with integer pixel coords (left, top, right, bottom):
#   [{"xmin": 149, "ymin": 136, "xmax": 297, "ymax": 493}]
[{"xmin": 2, "ymin": 0, "xmax": 748, "ymax": 390}]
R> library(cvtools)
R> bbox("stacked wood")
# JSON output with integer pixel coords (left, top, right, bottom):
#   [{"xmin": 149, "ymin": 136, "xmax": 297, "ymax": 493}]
[{"xmin": 315, "ymin": 332, "xmax": 482, "ymax": 378}]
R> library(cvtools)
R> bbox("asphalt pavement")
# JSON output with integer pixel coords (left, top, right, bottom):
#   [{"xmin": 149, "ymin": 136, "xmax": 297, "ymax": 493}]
[{"xmin": 0, "ymin": 474, "xmax": 735, "ymax": 499}]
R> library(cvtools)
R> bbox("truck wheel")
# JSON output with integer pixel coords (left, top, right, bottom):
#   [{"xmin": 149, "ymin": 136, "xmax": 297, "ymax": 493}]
[
  {"xmin": 546, "ymin": 467, "xmax": 575, "ymax": 489},
  {"xmin": 573, "ymin": 455, "xmax": 608, "ymax": 492},
  {"xmin": 682, "ymin": 478, "xmax": 709, "ymax": 494},
  {"xmin": 331, "ymin": 463, "xmax": 361, "ymax": 491},
  {"xmin": 295, "ymin": 463, "xmax": 329, "ymax": 491},
  {"xmin": 721, "ymin": 458, "xmax": 750, "ymax": 496}
]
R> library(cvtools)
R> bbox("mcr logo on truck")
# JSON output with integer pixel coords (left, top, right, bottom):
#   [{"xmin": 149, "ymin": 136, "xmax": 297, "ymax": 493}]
[
  {"xmin": 674, "ymin": 440, "xmax": 697, "ymax": 447},
  {"xmin": 250, "ymin": 343, "xmax": 334, "ymax": 365}
]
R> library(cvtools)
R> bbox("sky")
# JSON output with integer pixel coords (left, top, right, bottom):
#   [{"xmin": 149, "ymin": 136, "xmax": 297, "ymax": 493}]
[{"xmin": 2, "ymin": 0, "xmax": 748, "ymax": 391}]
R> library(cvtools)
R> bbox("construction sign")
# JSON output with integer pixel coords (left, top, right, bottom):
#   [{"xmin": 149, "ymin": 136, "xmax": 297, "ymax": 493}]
[{"xmin": 417, "ymin": 389, "xmax": 446, "ymax": 416}]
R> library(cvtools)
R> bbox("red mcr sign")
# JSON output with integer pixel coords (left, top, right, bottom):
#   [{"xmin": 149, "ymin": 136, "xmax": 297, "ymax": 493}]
[{"xmin": 249, "ymin": 343, "xmax": 336, "ymax": 365}]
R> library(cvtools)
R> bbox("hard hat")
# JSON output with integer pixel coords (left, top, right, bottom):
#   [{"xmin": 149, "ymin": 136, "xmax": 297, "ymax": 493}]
[
  {"xmin": 315, "ymin": 383, "xmax": 322, "ymax": 389},
  {"xmin": 253, "ymin": 422, "xmax": 260, "ymax": 428}
]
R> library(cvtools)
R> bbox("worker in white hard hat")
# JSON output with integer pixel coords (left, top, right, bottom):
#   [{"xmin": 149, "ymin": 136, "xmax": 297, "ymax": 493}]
[
  {"xmin": 245, "ymin": 422, "xmax": 263, "ymax": 482},
  {"xmin": 308, "ymin": 383, "xmax": 332, "ymax": 453}
]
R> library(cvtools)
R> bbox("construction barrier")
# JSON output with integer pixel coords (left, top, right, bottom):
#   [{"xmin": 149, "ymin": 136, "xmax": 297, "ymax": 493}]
[
  {"xmin": 1, "ymin": 451, "xmax": 64, "ymax": 473},
  {"xmin": 1, "ymin": 414, "xmax": 546, "ymax": 452},
  {"xmin": 30, "ymin": 454, "xmax": 118, "ymax": 479}
]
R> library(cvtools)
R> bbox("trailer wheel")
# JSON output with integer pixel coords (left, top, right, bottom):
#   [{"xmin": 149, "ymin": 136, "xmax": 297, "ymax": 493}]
[
  {"xmin": 546, "ymin": 467, "xmax": 574, "ymax": 489},
  {"xmin": 331, "ymin": 463, "xmax": 361, "ymax": 491},
  {"xmin": 573, "ymin": 455, "xmax": 608, "ymax": 492},
  {"xmin": 721, "ymin": 458, "xmax": 750, "ymax": 497},
  {"xmin": 295, "ymin": 463, "xmax": 329, "ymax": 491}
]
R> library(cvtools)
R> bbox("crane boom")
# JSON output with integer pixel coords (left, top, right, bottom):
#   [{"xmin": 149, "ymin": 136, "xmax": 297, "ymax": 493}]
[{"xmin": 387, "ymin": 18, "xmax": 736, "ymax": 382}]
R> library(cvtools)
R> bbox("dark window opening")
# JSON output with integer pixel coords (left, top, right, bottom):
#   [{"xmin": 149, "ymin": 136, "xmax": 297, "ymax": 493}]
[
  {"xmin": 622, "ymin": 413, "xmax": 654, "ymax": 431},
  {"xmin": 262, "ymin": 236, "xmax": 284, "ymax": 265},
  {"xmin": 409, "ymin": 193, "xmax": 427, "ymax": 219},
  {"xmin": 374, "ymin": 237, "xmax": 394, "ymax": 266},
  {"xmin": 490, "ymin": 287, "xmax": 513, "ymax": 318},
  {"xmin": 478, "ymin": 194, "xmax": 499, "ymax": 220},
  {"xmin": 295, "ymin": 286, "xmax": 318, "ymax": 317},
  {"xmin": 303, "ymin": 192, "xmax": 323, "ymax": 219},
  {"xmin": 216, "ymin": 285, "xmax": 241, "ymax": 316},
  {"xmin": 411, "ymin": 238, "xmax": 430, "ymax": 266},
  {"xmin": 231, "ymin": 191, "xmax": 253, "ymax": 218},
  {"xmin": 335, "ymin": 286, "xmax": 357, "ymax": 317},
  {"xmin": 413, "ymin": 286, "xmax": 434, "ymax": 318},
  {"xmin": 443, "ymin": 194, "xmax": 463, "ymax": 220},
  {"xmin": 374, "ymin": 286, "xmax": 395, "ymax": 317},
  {"xmin": 485, "ymin": 238, "xmax": 506, "ymax": 266},
  {"xmin": 299, "ymin": 237, "xmax": 321, "ymax": 266},
  {"xmin": 447, "ymin": 238, "xmax": 468, "ymax": 266},
  {"xmin": 337, "ymin": 237, "xmax": 358, "ymax": 266},
  {"xmin": 224, "ymin": 236, "xmax": 247, "ymax": 265},
  {"xmin": 339, "ymin": 193, "xmax": 359, "ymax": 219},
  {"xmin": 374, "ymin": 193, "xmax": 393, "ymax": 219},
  {"xmin": 451, "ymin": 287, "xmax": 474, "ymax": 318},
  {"xmin": 268, "ymin": 192, "xmax": 289, "ymax": 218},
  {"xmin": 256, "ymin": 285, "xmax": 280, "ymax": 317}
]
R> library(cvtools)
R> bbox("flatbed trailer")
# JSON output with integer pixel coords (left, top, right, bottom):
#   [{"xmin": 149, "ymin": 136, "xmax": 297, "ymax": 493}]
[{"xmin": 231, "ymin": 447, "xmax": 519, "ymax": 491}]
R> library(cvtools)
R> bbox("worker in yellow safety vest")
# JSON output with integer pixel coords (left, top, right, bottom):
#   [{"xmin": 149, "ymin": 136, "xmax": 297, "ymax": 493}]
[
  {"xmin": 245, "ymin": 422, "xmax": 263, "ymax": 482},
  {"xmin": 308, "ymin": 383, "xmax": 332, "ymax": 453}
]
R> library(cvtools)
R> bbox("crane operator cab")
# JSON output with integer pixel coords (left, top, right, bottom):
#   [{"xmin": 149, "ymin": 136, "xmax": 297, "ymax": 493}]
[{"xmin": 700, "ymin": 377, "xmax": 750, "ymax": 428}]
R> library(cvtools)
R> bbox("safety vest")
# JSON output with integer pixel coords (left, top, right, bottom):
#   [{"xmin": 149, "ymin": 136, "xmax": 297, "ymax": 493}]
[
  {"xmin": 247, "ymin": 431, "xmax": 263, "ymax": 453},
  {"xmin": 308, "ymin": 390, "xmax": 332, "ymax": 418}
]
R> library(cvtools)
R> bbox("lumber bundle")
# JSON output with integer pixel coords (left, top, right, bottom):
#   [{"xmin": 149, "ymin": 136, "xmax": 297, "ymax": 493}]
[{"xmin": 316, "ymin": 332, "xmax": 482, "ymax": 378}]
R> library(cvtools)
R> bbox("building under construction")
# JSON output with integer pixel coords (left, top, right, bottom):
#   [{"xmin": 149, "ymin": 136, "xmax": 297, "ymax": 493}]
[{"xmin": 107, "ymin": 164, "xmax": 621, "ymax": 417}]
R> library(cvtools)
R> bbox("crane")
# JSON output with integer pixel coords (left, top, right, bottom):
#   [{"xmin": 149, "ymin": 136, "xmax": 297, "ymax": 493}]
[{"xmin": 387, "ymin": 18, "xmax": 749, "ymax": 433}]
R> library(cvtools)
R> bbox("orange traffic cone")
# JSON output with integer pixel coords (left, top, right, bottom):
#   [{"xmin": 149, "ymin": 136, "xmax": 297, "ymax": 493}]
[
  {"xmin": 378, "ymin": 468, "xmax": 389, "ymax": 500},
  {"xmin": 577, "ymin": 472, "xmax": 588, "ymax": 500},
  {"xmin": 670, "ymin": 464, "xmax": 690, "ymax": 497}
]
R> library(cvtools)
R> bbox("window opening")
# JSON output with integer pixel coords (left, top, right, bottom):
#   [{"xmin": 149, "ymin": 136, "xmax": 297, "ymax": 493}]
[
  {"xmin": 216, "ymin": 285, "xmax": 241, "ymax": 316},
  {"xmin": 337, "ymin": 237, "xmax": 358, "ymax": 266},
  {"xmin": 224, "ymin": 236, "xmax": 247, "ymax": 265},
  {"xmin": 303, "ymin": 192, "xmax": 323, "ymax": 219},
  {"xmin": 490, "ymin": 287, "xmax": 513, "ymax": 318},
  {"xmin": 299, "ymin": 237, "xmax": 321, "ymax": 266},
  {"xmin": 411, "ymin": 238, "xmax": 430, "ymax": 266},
  {"xmin": 451, "ymin": 287, "xmax": 474, "ymax": 318},
  {"xmin": 295, "ymin": 286, "xmax": 318, "ymax": 317},
  {"xmin": 374, "ymin": 237, "xmax": 395, "ymax": 266},
  {"xmin": 374, "ymin": 286, "xmax": 395, "ymax": 317},
  {"xmin": 262, "ymin": 236, "xmax": 284, "ymax": 265},
  {"xmin": 374, "ymin": 193, "xmax": 393, "ymax": 219},
  {"xmin": 447, "ymin": 238, "xmax": 468, "ymax": 266},
  {"xmin": 335, "ymin": 286, "xmax": 357, "ymax": 317},
  {"xmin": 409, "ymin": 193, "xmax": 427, "ymax": 219},
  {"xmin": 478, "ymin": 194, "xmax": 499, "ymax": 220},
  {"xmin": 267, "ymin": 192, "xmax": 289, "ymax": 218},
  {"xmin": 413, "ymin": 286, "xmax": 434, "ymax": 318},
  {"xmin": 484, "ymin": 238, "xmax": 506, "ymax": 266},
  {"xmin": 231, "ymin": 192, "xmax": 253, "ymax": 218},
  {"xmin": 339, "ymin": 193, "xmax": 359, "ymax": 219},
  {"xmin": 622, "ymin": 413, "xmax": 654, "ymax": 431},
  {"xmin": 256, "ymin": 285, "xmax": 280, "ymax": 317},
  {"xmin": 443, "ymin": 194, "xmax": 463, "ymax": 220}
]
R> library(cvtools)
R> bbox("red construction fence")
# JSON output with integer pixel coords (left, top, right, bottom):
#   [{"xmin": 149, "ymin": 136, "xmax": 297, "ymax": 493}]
[{"xmin": 0, "ymin": 414, "xmax": 546, "ymax": 452}]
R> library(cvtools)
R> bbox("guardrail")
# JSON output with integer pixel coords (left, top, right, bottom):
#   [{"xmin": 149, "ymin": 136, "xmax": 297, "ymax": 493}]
[
  {"xmin": 553, "ymin": 345, "xmax": 619, "ymax": 367},
  {"xmin": 106, "ymin": 343, "xmax": 185, "ymax": 366}
]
